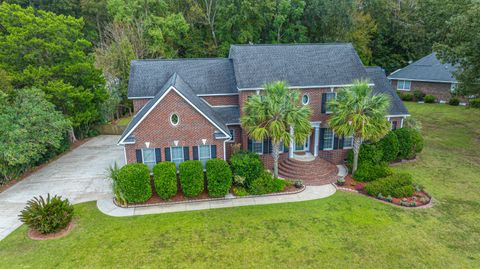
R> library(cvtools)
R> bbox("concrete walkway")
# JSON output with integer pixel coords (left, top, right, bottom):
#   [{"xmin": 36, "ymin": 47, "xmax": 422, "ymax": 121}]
[
  {"xmin": 0, "ymin": 136, "xmax": 123, "ymax": 240},
  {"xmin": 97, "ymin": 184, "xmax": 337, "ymax": 217}
]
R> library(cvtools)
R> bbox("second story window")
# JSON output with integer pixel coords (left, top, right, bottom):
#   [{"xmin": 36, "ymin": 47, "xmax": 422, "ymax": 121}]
[
  {"xmin": 397, "ymin": 80, "xmax": 411, "ymax": 91},
  {"xmin": 302, "ymin": 94, "xmax": 309, "ymax": 105},
  {"xmin": 322, "ymin": 92, "xmax": 336, "ymax": 114}
]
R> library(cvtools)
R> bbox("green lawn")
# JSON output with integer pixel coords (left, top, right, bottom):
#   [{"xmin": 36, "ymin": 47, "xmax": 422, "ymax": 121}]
[
  {"xmin": 116, "ymin": 116, "xmax": 132, "ymax": 126},
  {"xmin": 1, "ymin": 103, "xmax": 479, "ymax": 268}
]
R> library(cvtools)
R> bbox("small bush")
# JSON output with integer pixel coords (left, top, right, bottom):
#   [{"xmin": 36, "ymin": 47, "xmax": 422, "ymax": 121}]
[
  {"xmin": 413, "ymin": 90, "xmax": 426, "ymax": 101},
  {"xmin": 398, "ymin": 92, "xmax": 413, "ymax": 101},
  {"xmin": 230, "ymin": 151, "xmax": 264, "ymax": 188},
  {"xmin": 346, "ymin": 143, "xmax": 383, "ymax": 167},
  {"xmin": 116, "ymin": 163, "xmax": 152, "ymax": 203},
  {"xmin": 233, "ymin": 175, "xmax": 245, "ymax": 186},
  {"xmin": 233, "ymin": 186, "xmax": 248, "ymax": 196},
  {"xmin": 273, "ymin": 179, "xmax": 287, "ymax": 192},
  {"xmin": 249, "ymin": 172, "xmax": 280, "ymax": 195},
  {"xmin": 353, "ymin": 162, "xmax": 392, "ymax": 182},
  {"xmin": 336, "ymin": 177, "xmax": 346, "ymax": 186},
  {"xmin": 378, "ymin": 132, "xmax": 400, "ymax": 163},
  {"xmin": 365, "ymin": 173, "xmax": 415, "ymax": 198},
  {"xmin": 206, "ymin": 159, "xmax": 233, "ymax": 197},
  {"xmin": 355, "ymin": 183, "xmax": 365, "ymax": 191},
  {"xmin": 449, "ymin": 97, "xmax": 460, "ymax": 106},
  {"xmin": 153, "ymin": 162, "xmax": 177, "ymax": 200},
  {"xmin": 394, "ymin": 128, "xmax": 423, "ymax": 159},
  {"xmin": 424, "ymin": 94, "xmax": 435, "ymax": 103},
  {"xmin": 470, "ymin": 98, "xmax": 480, "ymax": 108},
  {"xmin": 19, "ymin": 194, "xmax": 74, "ymax": 234},
  {"xmin": 412, "ymin": 129, "xmax": 424, "ymax": 154},
  {"xmin": 179, "ymin": 160, "xmax": 204, "ymax": 197}
]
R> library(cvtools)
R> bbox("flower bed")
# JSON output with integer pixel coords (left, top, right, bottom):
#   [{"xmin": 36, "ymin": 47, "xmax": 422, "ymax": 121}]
[{"xmin": 336, "ymin": 175, "xmax": 431, "ymax": 208}]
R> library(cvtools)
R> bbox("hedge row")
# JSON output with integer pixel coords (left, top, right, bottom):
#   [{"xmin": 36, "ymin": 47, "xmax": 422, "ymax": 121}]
[
  {"xmin": 179, "ymin": 160, "xmax": 204, "ymax": 197},
  {"xmin": 116, "ymin": 163, "xmax": 152, "ymax": 203},
  {"xmin": 365, "ymin": 173, "xmax": 415, "ymax": 198},
  {"xmin": 206, "ymin": 159, "xmax": 233, "ymax": 197},
  {"xmin": 230, "ymin": 151, "xmax": 264, "ymax": 188}
]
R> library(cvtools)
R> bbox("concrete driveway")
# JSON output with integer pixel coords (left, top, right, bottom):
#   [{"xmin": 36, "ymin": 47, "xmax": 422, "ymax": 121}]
[{"xmin": 0, "ymin": 135, "xmax": 124, "ymax": 240}]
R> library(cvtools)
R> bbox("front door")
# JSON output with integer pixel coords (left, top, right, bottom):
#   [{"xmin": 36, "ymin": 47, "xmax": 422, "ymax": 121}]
[{"xmin": 295, "ymin": 138, "xmax": 309, "ymax": 152}]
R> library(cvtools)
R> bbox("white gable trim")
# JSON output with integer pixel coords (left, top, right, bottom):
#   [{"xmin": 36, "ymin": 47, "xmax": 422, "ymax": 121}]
[
  {"xmin": 238, "ymin": 83, "xmax": 375, "ymax": 91},
  {"xmin": 387, "ymin": 77, "xmax": 456, "ymax": 84},
  {"xmin": 118, "ymin": 86, "xmax": 231, "ymax": 145}
]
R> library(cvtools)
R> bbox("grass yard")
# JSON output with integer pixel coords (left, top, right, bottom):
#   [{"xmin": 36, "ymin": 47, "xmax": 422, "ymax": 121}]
[{"xmin": 1, "ymin": 103, "xmax": 479, "ymax": 268}]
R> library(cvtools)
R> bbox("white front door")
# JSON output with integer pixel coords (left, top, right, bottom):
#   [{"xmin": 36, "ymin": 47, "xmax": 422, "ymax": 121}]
[{"xmin": 295, "ymin": 138, "xmax": 310, "ymax": 152}]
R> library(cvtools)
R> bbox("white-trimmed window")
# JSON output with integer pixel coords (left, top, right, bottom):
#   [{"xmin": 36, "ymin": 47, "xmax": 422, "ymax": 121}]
[
  {"xmin": 170, "ymin": 113, "xmax": 179, "ymax": 126},
  {"xmin": 252, "ymin": 140, "xmax": 263, "ymax": 154},
  {"xmin": 171, "ymin": 146, "xmax": 184, "ymax": 168},
  {"xmin": 142, "ymin": 148, "xmax": 156, "ymax": 170},
  {"xmin": 325, "ymin": 92, "xmax": 336, "ymax": 113},
  {"xmin": 391, "ymin": 121, "xmax": 398, "ymax": 131},
  {"xmin": 199, "ymin": 145, "xmax": 212, "ymax": 167},
  {"xmin": 343, "ymin": 135, "xmax": 354, "ymax": 149},
  {"xmin": 302, "ymin": 94, "xmax": 310, "ymax": 105},
  {"xmin": 450, "ymin": 83, "xmax": 457, "ymax": 93},
  {"xmin": 228, "ymin": 129, "xmax": 235, "ymax": 141},
  {"xmin": 323, "ymin": 128, "xmax": 334, "ymax": 150},
  {"xmin": 397, "ymin": 80, "xmax": 411, "ymax": 91}
]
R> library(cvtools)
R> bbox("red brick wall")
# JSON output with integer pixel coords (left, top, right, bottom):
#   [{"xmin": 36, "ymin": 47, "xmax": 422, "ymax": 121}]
[
  {"xmin": 133, "ymin": 99, "xmax": 150, "ymax": 114},
  {"xmin": 390, "ymin": 80, "xmax": 453, "ymax": 102},
  {"xmin": 125, "ymin": 90, "xmax": 227, "ymax": 163},
  {"xmin": 317, "ymin": 149, "xmax": 348, "ymax": 164},
  {"xmin": 225, "ymin": 125, "xmax": 242, "ymax": 159},
  {"xmin": 201, "ymin": 95, "xmax": 239, "ymax": 106}
]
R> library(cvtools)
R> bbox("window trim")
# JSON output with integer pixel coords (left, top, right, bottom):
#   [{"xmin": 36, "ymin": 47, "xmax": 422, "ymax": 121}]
[
  {"xmin": 397, "ymin": 80, "xmax": 411, "ymax": 91},
  {"xmin": 252, "ymin": 140, "xmax": 263, "ymax": 155},
  {"xmin": 170, "ymin": 113, "xmax": 179, "ymax": 126},
  {"xmin": 141, "ymin": 148, "xmax": 156, "ymax": 170},
  {"xmin": 170, "ymin": 146, "xmax": 184, "ymax": 167},
  {"xmin": 325, "ymin": 92, "xmax": 337, "ymax": 114},
  {"xmin": 302, "ymin": 94, "xmax": 310, "ymax": 105},
  {"xmin": 343, "ymin": 135, "xmax": 354, "ymax": 149},
  {"xmin": 323, "ymin": 128, "xmax": 335, "ymax": 150}
]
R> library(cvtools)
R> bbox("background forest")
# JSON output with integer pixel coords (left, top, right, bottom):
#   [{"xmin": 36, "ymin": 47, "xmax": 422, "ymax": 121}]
[{"xmin": 0, "ymin": 0, "xmax": 479, "ymax": 182}]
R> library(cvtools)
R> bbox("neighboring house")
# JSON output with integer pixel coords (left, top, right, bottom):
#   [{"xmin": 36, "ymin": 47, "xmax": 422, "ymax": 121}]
[
  {"xmin": 118, "ymin": 43, "xmax": 408, "ymax": 182},
  {"xmin": 388, "ymin": 53, "xmax": 458, "ymax": 103}
]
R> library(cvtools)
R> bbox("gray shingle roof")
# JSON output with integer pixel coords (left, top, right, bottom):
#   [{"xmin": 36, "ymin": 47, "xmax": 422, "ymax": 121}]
[
  {"xmin": 212, "ymin": 106, "xmax": 240, "ymax": 125},
  {"xmin": 128, "ymin": 58, "xmax": 237, "ymax": 97},
  {"xmin": 228, "ymin": 43, "xmax": 369, "ymax": 89},
  {"xmin": 118, "ymin": 73, "xmax": 231, "ymax": 144},
  {"xmin": 388, "ymin": 53, "xmax": 457, "ymax": 83},
  {"xmin": 367, "ymin": 67, "xmax": 409, "ymax": 115}
]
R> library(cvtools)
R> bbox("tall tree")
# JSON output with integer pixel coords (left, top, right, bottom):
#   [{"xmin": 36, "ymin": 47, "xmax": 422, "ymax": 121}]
[
  {"xmin": 241, "ymin": 81, "xmax": 312, "ymax": 178},
  {"xmin": 328, "ymin": 81, "xmax": 390, "ymax": 174}
]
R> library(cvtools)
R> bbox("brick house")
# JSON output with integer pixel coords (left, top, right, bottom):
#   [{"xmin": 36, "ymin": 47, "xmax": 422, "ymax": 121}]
[
  {"xmin": 388, "ymin": 53, "xmax": 459, "ymax": 103},
  {"xmin": 118, "ymin": 43, "xmax": 409, "ymax": 183}
]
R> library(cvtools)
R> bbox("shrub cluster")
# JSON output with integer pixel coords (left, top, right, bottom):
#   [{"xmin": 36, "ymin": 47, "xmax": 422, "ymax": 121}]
[
  {"xmin": 449, "ymin": 97, "xmax": 460, "ymax": 106},
  {"xmin": 19, "ymin": 194, "xmax": 74, "ymax": 234},
  {"xmin": 394, "ymin": 128, "xmax": 424, "ymax": 160},
  {"xmin": 398, "ymin": 91, "xmax": 413, "ymax": 101},
  {"xmin": 413, "ymin": 90, "xmax": 426, "ymax": 101},
  {"xmin": 116, "ymin": 163, "xmax": 152, "ymax": 203},
  {"xmin": 249, "ymin": 172, "xmax": 286, "ymax": 195},
  {"xmin": 378, "ymin": 132, "xmax": 399, "ymax": 163},
  {"xmin": 230, "ymin": 151, "xmax": 264, "ymax": 187},
  {"xmin": 365, "ymin": 173, "xmax": 415, "ymax": 198},
  {"xmin": 206, "ymin": 159, "xmax": 233, "ymax": 197},
  {"xmin": 424, "ymin": 94, "xmax": 435, "ymax": 103},
  {"xmin": 179, "ymin": 160, "xmax": 204, "ymax": 197},
  {"xmin": 347, "ymin": 143, "xmax": 391, "ymax": 182},
  {"xmin": 354, "ymin": 162, "xmax": 392, "ymax": 182},
  {"xmin": 153, "ymin": 162, "xmax": 177, "ymax": 200},
  {"xmin": 470, "ymin": 98, "xmax": 480, "ymax": 108}
]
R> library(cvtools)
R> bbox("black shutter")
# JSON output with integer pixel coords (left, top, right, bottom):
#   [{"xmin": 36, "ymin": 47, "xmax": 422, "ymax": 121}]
[
  {"xmin": 263, "ymin": 139, "xmax": 269, "ymax": 154},
  {"xmin": 339, "ymin": 136, "xmax": 344, "ymax": 149},
  {"xmin": 155, "ymin": 148, "xmax": 161, "ymax": 163},
  {"xmin": 268, "ymin": 139, "xmax": 273, "ymax": 153},
  {"xmin": 211, "ymin": 145, "xmax": 217, "ymax": 158},
  {"xmin": 319, "ymin": 128, "xmax": 325, "ymax": 150},
  {"xmin": 333, "ymin": 135, "xmax": 339, "ymax": 150},
  {"xmin": 248, "ymin": 138, "xmax": 253, "ymax": 152},
  {"xmin": 135, "ymin": 149, "xmax": 143, "ymax": 163},
  {"xmin": 192, "ymin": 146, "xmax": 199, "ymax": 160},
  {"xmin": 321, "ymin": 93, "xmax": 327, "ymax": 113},
  {"xmin": 165, "ymin": 148, "xmax": 171, "ymax": 161},
  {"xmin": 283, "ymin": 141, "xmax": 288, "ymax": 153},
  {"xmin": 183, "ymin": 147, "xmax": 189, "ymax": 161}
]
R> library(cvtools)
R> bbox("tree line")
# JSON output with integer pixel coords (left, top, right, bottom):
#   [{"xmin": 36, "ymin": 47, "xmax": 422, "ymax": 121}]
[{"xmin": 0, "ymin": 0, "xmax": 478, "ymax": 182}]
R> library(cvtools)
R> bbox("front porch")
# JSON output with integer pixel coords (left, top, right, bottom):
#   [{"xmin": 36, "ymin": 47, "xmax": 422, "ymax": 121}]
[{"xmin": 278, "ymin": 152, "xmax": 339, "ymax": 185}]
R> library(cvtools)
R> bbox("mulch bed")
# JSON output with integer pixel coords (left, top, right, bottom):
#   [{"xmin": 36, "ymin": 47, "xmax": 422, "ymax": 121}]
[
  {"xmin": 27, "ymin": 220, "xmax": 75, "ymax": 241},
  {"xmin": 0, "ymin": 138, "xmax": 90, "ymax": 193},
  {"xmin": 336, "ymin": 175, "xmax": 431, "ymax": 208}
]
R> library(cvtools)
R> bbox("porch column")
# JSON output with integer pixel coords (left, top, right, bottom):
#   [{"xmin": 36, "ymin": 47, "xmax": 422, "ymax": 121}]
[
  {"xmin": 289, "ymin": 126, "xmax": 294, "ymax": 158},
  {"xmin": 312, "ymin": 123, "xmax": 320, "ymax": 157}
]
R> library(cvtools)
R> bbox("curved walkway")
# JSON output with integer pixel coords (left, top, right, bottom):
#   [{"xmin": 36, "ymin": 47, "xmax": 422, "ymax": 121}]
[{"xmin": 97, "ymin": 184, "xmax": 337, "ymax": 217}]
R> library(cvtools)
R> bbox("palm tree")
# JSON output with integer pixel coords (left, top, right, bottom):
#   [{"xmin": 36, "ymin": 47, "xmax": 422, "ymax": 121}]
[
  {"xmin": 241, "ymin": 81, "xmax": 312, "ymax": 178},
  {"xmin": 328, "ymin": 80, "xmax": 391, "ymax": 174}
]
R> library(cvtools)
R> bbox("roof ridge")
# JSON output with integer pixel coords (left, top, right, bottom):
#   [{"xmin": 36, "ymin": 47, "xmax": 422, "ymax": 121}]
[
  {"xmin": 230, "ymin": 42, "xmax": 353, "ymax": 47},
  {"xmin": 131, "ymin": 58, "xmax": 230, "ymax": 63}
]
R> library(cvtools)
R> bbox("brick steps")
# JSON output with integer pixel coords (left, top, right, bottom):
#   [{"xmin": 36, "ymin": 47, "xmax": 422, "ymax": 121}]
[{"xmin": 278, "ymin": 157, "xmax": 338, "ymax": 185}]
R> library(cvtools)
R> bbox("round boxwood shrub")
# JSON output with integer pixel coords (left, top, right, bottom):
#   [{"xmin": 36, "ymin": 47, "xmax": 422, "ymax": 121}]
[
  {"xmin": 116, "ymin": 163, "xmax": 152, "ymax": 203},
  {"xmin": 179, "ymin": 160, "xmax": 204, "ymax": 197},
  {"xmin": 206, "ymin": 159, "xmax": 233, "ymax": 197},
  {"xmin": 153, "ymin": 162, "xmax": 178, "ymax": 200},
  {"xmin": 378, "ymin": 132, "xmax": 399, "ymax": 163},
  {"xmin": 394, "ymin": 128, "xmax": 424, "ymax": 160},
  {"xmin": 365, "ymin": 173, "xmax": 415, "ymax": 198},
  {"xmin": 230, "ymin": 151, "xmax": 264, "ymax": 188},
  {"xmin": 424, "ymin": 94, "xmax": 435, "ymax": 103},
  {"xmin": 353, "ymin": 162, "xmax": 392, "ymax": 182},
  {"xmin": 398, "ymin": 92, "xmax": 413, "ymax": 101},
  {"xmin": 346, "ymin": 143, "xmax": 383, "ymax": 168},
  {"xmin": 449, "ymin": 97, "xmax": 460, "ymax": 106},
  {"xmin": 19, "ymin": 194, "xmax": 74, "ymax": 234},
  {"xmin": 470, "ymin": 98, "xmax": 480, "ymax": 108}
]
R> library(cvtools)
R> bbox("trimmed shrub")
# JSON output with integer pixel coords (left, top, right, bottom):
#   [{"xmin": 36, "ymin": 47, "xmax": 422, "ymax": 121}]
[
  {"xmin": 249, "ymin": 172, "xmax": 284, "ymax": 195},
  {"xmin": 153, "ymin": 162, "xmax": 177, "ymax": 200},
  {"xmin": 398, "ymin": 92, "xmax": 413, "ymax": 101},
  {"xmin": 273, "ymin": 178, "xmax": 287, "ymax": 192},
  {"xmin": 346, "ymin": 143, "xmax": 383, "ymax": 168},
  {"xmin": 470, "ymin": 98, "xmax": 480, "ymax": 108},
  {"xmin": 233, "ymin": 186, "xmax": 248, "ymax": 196},
  {"xmin": 19, "ymin": 194, "xmax": 74, "ymax": 234},
  {"xmin": 365, "ymin": 173, "xmax": 415, "ymax": 198},
  {"xmin": 230, "ymin": 151, "xmax": 264, "ymax": 188},
  {"xmin": 378, "ymin": 132, "xmax": 400, "ymax": 162},
  {"xmin": 116, "ymin": 163, "xmax": 152, "ymax": 203},
  {"xmin": 394, "ymin": 128, "xmax": 423, "ymax": 159},
  {"xmin": 179, "ymin": 160, "xmax": 204, "ymax": 197},
  {"xmin": 206, "ymin": 159, "xmax": 233, "ymax": 197},
  {"xmin": 424, "ymin": 94, "xmax": 435, "ymax": 103},
  {"xmin": 412, "ymin": 129, "xmax": 424, "ymax": 154},
  {"xmin": 353, "ymin": 162, "xmax": 392, "ymax": 182},
  {"xmin": 413, "ymin": 90, "xmax": 426, "ymax": 101},
  {"xmin": 449, "ymin": 97, "xmax": 460, "ymax": 106}
]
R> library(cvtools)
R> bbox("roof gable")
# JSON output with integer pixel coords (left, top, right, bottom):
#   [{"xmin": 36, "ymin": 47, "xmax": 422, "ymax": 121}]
[
  {"xmin": 388, "ymin": 53, "xmax": 457, "ymax": 83},
  {"xmin": 366, "ymin": 67, "xmax": 409, "ymax": 116},
  {"xmin": 228, "ymin": 43, "xmax": 369, "ymax": 89}
]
